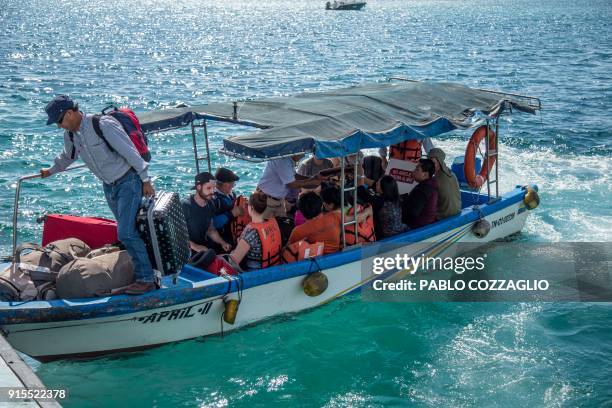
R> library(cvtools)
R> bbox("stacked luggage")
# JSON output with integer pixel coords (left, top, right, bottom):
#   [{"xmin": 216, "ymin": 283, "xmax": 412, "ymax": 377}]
[
  {"xmin": 0, "ymin": 191, "xmax": 190, "ymax": 301},
  {"xmin": 0, "ymin": 238, "xmax": 133, "ymax": 301}
]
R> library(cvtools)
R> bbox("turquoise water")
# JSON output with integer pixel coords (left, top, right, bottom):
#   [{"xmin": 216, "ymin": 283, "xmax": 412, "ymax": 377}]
[{"xmin": 1, "ymin": 0, "xmax": 611, "ymax": 406}]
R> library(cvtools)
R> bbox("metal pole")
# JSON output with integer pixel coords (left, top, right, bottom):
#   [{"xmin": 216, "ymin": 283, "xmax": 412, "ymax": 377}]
[
  {"xmin": 203, "ymin": 120, "xmax": 212, "ymax": 173},
  {"xmin": 191, "ymin": 122, "xmax": 200, "ymax": 174},
  {"xmin": 495, "ymin": 117, "xmax": 500, "ymax": 198},
  {"xmin": 12, "ymin": 164, "xmax": 86, "ymax": 259},
  {"xmin": 340, "ymin": 157, "xmax": 346, "ymax": 248},
  {"xmin": 485, "ymin": 120, "xmax": 491, "ymax": 202},
  {"xmin": 352, "ymin": 155, "xmax": 358, "ymax": 243}
]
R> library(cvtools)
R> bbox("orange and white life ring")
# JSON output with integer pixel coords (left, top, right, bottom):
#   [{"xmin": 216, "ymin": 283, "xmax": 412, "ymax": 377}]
[{"xmin": 464, "ymin": 126, "xmax": 497, "ymax": 189}]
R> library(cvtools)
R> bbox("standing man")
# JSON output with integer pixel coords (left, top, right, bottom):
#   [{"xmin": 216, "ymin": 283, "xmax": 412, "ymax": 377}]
[
  {"xmin": 41, "ymin": 95, "xmax": 156, "ymax": 295},
  {"xmin": 182, "ymin": 172, "xmax": 232, "ymax": 254},
  {"xmin": 256, "ymin": 154, "xmax": 324, "ymax": 219}
]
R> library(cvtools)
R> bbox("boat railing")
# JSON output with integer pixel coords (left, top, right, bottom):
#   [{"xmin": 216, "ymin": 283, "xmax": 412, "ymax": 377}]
[{"xmin": 10, "ymin": 164, "xmax": 87, "ymax": 260}]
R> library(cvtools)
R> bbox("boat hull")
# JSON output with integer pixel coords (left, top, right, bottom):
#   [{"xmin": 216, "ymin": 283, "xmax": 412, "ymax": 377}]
[{"xmin": 0, "ymin": 187, "xmax": 534, "ymax": 360}]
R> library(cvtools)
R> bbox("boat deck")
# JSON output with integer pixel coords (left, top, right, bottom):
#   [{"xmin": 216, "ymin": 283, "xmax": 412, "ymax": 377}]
[{"xmin": 0, "ymin": 334, "xmax": 61, "ymax": 407}]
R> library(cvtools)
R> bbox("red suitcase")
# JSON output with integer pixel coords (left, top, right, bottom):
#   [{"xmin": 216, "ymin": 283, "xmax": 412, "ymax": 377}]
[{"xmin": 42, "ymin": 214, "xmax": 118, "ymax": 249}]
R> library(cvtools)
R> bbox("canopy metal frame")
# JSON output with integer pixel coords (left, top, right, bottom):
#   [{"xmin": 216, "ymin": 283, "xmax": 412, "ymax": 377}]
[
  {"xmin": 484, "ymin": 117, "xmax": 500, "ymax": 204},
  {"xmin": 191, "ymin": 120, "xmax": 212, "ymax": 174}
]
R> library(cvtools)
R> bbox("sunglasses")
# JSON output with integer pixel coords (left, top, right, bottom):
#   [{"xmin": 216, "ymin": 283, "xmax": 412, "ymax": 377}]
[{"xmin": 57, "ymin": 110, "xmax": 67, "ymax": 125}]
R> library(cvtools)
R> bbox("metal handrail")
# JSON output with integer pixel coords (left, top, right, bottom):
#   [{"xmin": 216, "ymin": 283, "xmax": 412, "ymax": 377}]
[{"xmin": 11, "ymin": 164, "xmax": 86, "ymax": 259}]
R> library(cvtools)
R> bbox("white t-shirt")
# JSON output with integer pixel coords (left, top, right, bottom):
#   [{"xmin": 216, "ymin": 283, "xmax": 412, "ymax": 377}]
[{"xmin": 257, "ymin": 157, "xmax": 296, "ymax": 199}]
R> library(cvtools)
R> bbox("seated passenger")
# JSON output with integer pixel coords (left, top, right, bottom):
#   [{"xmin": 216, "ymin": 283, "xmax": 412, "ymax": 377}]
[
  {"xmin": 401, "ymin": 159, "xmax": 438, "ymax": 229},
  {"xmin": 297, "ymin": 155, "xmax": 334, "ymax": 177},
  {"xmin": 287, "ymin": 192, "xmax": 341, "ymax": 255},
  {"xmin": 181, "ymin": 172, "xmax": 232, "ymax": 255},
  {"xmin": 210, "ymin": 167, "xmax": 242, "ymax": 246},
  {"xmin": 293, "ymin": 184, "xmax": 323, "ymax": 227},
  {"xmin": 427, "ymin": 148, "xmax": 461, "ymax": 220},
  {"xmin": 362, "ymin": 155, "xmax": 385, "ymax": 183},
  {"xmin": 229, "ymin": 192, "xmax": 282, "ymax": 270},
  {"xmin": 375, "ymin": 175, "xmax": 408, "ymax": 238},
  {"xmin": 320, "ymin": 183, "xmax": 375, "ymax": 245}
]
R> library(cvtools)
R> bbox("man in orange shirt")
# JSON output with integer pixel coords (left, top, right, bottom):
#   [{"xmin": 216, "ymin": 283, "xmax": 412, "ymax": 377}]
[{"xmin": 287, "ymin": 192, "xmax": 341, "ymax": 255}]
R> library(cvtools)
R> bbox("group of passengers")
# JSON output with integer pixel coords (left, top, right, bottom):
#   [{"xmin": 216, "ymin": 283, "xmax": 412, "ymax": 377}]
[{"xmin": 181, "ymin": 141, "xmax": 462, "ymax": 272}]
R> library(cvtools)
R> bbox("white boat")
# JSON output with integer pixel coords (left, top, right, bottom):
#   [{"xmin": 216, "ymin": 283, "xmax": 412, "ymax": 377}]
[{"xmin": 0, "ymin": 79, "xmax": 542, "ymax": 361}]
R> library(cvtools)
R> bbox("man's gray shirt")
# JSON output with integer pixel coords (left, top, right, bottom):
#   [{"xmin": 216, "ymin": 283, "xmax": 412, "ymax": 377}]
[{"xmin": 49, "ymin": 113, "xmax": 149, "ymax": 184}]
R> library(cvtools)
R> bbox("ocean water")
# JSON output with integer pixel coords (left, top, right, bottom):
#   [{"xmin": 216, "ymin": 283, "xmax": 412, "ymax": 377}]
[{"xmin": 1, "ymin": 0, "xmax": 611, "ymax": 406}]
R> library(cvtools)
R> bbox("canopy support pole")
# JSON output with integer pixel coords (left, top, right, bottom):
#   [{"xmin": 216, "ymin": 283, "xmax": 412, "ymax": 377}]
[
  {"xmin": 203, "ymin": 120, "xmax": 212, "ymax": 173},
  {"xmin": 190, "ymin": 122, "xmax": 200, "ymax": 173},
  {"xmin": 495, "ymin": 117, "xmax": 500, "ymax": 199},
  {"xmin": 191, "ymin": 120, "xmax": 212, "ymax": 174},
  {"xmin": 352, "ymin": 156, "xmax": 358, "ymax": 243},
  {"xmin": 340, "ymin": 159, "xmax": 346, "ymax": 248},
  {"xmin": 485, "ymin": 118, "xmax": 500, "ymax": 203},
  {"xmin": 486, "ymin": 120, "xmax": 491, "ymax": 201},
  {"xmin": 340, "ymin": 155, "xmax": 360, "ymax": 249}
]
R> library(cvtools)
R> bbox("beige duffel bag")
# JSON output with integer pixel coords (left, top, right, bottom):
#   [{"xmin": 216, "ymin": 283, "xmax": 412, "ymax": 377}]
[
  {"xmin": 56, "ymin": 251, "xmax": 134, "ymax": 299},
  {"xmin": 19, "ymin": 238, "xmax": 91, "ymax": 274},
  {"xmin": 0, "ymin": 238, "xmax": 90, "ymax": 302}
]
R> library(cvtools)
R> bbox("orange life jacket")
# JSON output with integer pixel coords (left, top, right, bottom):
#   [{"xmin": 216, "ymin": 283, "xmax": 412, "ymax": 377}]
[
  {"xmin": 245, "ymin": 218, "xmax": 282, "ymax": 268},
  {"xmin": 389, "ymin": 140, "xmax": 422, "ymax": 161},
  {"xmin": 281, "ymin": 240, "xmax": 325, "ymax": 263},
  {"xmin": 343, "ymin": 205, "xmax": 376, "ymax": 246},
  {"xmin": 230, "ymin": 195, "xmax": 252, "ymax": 244}
]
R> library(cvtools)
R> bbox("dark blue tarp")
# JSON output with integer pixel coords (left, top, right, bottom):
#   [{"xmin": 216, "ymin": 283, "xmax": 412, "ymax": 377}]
[{"xmin": 137, "ymin": 81, "xmax": 539, "ymax": 159}]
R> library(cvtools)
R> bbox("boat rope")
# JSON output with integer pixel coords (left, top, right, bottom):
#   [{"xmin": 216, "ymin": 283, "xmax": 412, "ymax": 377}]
[
  {"xmin": 308, "ymin": 257, "xmax": 323, "ymax": 274},
  {"xmin": 471, "ymin": 205, "xmax": 486, "ymax": 220},
  {"xmin": 219, "ymin": 271, "xmax": 244, "ymax": 337}
]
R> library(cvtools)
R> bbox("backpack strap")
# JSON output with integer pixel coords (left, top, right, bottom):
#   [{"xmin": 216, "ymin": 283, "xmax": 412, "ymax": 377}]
[
  {"xmin": 91, "ymin": 115, "xmax": 115, "ymax": 153},
  {"xmin": 14, "ymin": 243, "xmax": 45, "ymax": 265},
  {"xmin": 68, "ymin": 131, "xmax": 76, "ymax": 159},
  {"xmin": 45, "ymin": 242, "xmax": 77, "ymax": 263}
]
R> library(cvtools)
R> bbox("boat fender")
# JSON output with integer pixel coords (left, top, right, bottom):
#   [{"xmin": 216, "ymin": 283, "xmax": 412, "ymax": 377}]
[
  {"xmin": 472, "ymin": 219, "xmax": 491, "ymax": 239},
  {"xmin": 523, "ymin": 187, "xmax": 540, "ymax": 210},
  {"xmin": 223, "ymin": 299, "xmax": 240, "ymax": 324},
  {"xmin": 303, "ymin": 271, "xmax": 328, "ymax": 297}
]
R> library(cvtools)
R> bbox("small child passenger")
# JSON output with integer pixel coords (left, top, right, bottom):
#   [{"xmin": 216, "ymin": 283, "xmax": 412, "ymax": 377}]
[
  {"xmin": 287, "ymin": 192, "xmax": 341, "ymax": 255},
  {"xmin": 230, "ymin": 192, "xmax": 282, "ymax": 270}
]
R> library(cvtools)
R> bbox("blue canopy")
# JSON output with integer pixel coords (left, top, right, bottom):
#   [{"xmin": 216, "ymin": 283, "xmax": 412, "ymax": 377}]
[{"xmin": 137, "ymin": 81, "xmax": 540, "ymax": 160}]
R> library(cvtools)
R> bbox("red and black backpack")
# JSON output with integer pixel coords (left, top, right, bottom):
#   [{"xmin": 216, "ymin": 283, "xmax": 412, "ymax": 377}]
[{"xmin": 68, "ymin": 106, "xmax": 151, "ymax": 162}]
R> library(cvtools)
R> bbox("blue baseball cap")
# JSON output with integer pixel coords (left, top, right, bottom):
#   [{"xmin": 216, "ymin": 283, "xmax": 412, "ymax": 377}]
[{"xmin": 45, "ymin": 95, "xmax": 76, "ymax": 125}]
